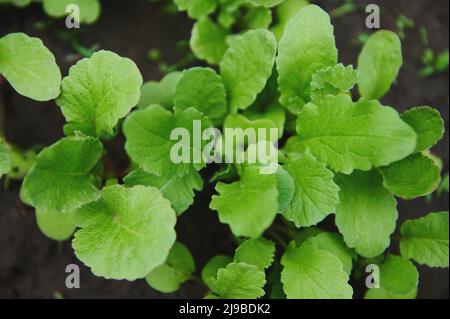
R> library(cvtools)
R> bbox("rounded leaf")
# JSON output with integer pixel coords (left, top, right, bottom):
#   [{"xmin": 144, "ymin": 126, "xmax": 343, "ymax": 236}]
[
  {"xmin": 0, "ymin": 33, "xmax": 61, "ymax": 101},
  {"xmin": 20, "ymin": 136, "xmax": 103, "ymax": 213},
  {"xmin": 358, "ymin": 30, "xmax": 402, "ymax": 100},
  {"xmin": 73, "ymin": 185, "xmax": 177, "ymax": 280},
  {"xmin": 56, "ymin": 50, "xmax": 143, "ymax": 137}
]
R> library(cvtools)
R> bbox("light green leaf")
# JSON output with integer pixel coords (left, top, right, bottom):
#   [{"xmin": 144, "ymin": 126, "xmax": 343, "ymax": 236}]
[
  {"xmin": 174, "ymin": 0, "xmax": 218, "ymax": 19},
  {"xmin": 372, "ymin": 254, "xmax": 419, "ymax": 296},
  {"xmin": 73, "ymin": 185, "xmax": 177, "ymax": 280},
  {"xmin": 358, "ymin": 30, "xmax": 403, "ymax": 100},
  {"xmin": 243, "ymin": 6, "xmax": 272, "ymax": 29},
  {"xmin": 190, "ymin": 17, "xmax": 229, "ymax": 65},
  {"xmin": 275, "ymin": 166, "xmax": 295, "ymax": 213},
  {"xmin": 365, "ymin": 287, "xmax": 417, "ymax": 299},
  {"xmin": 244, "ymin": 102, "xmax": 286, "ymax": 138},
  {"xmin": 145, "ymin": 242, "xmax": 195, "ymax": 293},
  {"xmin": 221, "ymin": 113, "xmax": 279, "ymax": 162},
  {"xmin": 283, "ymin": 152, "xmax": 340, "ymax": 227},
  {"xmin": 210, "ymin": 165, "xmax": 279, "ymax": 238},
  {"xmin": 293, "ymin": 95, "xmax": 417, "ymax": 174},
  {"xmin": 174, "ymin": 67, "xmax": 227, "ymax": 124},
  {"xmin": 5, "ymin": 145, "xmax": 37, "ymax": 180},
  {"xmin": 292, "ymin": 227, "xmax": 325, "ymax": 246},
  {"xmin": 400, "ymin": 212, "xmax": 449, "ymax": 268},
  {"xmin": 271, "ymin": 0, "xmax": 309, "ymax": 40},
  {"xmin": 223, "ymin": 113, "xmax": 279, "ymax": 142},
  {"xmin": 303, "ymin": 232, "xmax": 356, "ymax": 275},
  {"xmin": 281, "ymin": 242, "xmax": 353, "ymax": 299},
  {"xmin": 0, "ymin": 139, "xmax": 10, "ymax": 178},
  {"xmin": 123, "ymin": 105, "xmax": 212, "ymax": 178},
  {"xmin": 57, "ymin": 50, "xmax": 143, "ymax": 137},
  {"xmin": 0, "ymin": 33, "xmax": 61, "ymax": 101},
  {"xmin": 209, "ymin": 262, "xmax": 266, "ymax": 299},
  {"xmin": 401, "ymin": 106, "xmax": 445, "ymax": 153},
  {"xmin": 247, "ymin": 0, "xmax": 285, "ymax": 7},
  {"xmin": 43, "ymin": 0, "xmax": 101, "ymax": 24},
  {"xmin": 220, "ymin": 29, "xmax": 277, "ymax": 112},
  {"xmin": 310, "ymin": 64, "xmax": 359, "ymax": 103},
  {"xmin": 123, "ymin": 167, "xmax": 203, "ymax": 215},
  {"xmin": 201, "ymin": 255, "xmax": 233, "ymax": 289},
  {"xmin": 138, "ymin": 72, "xmax": 181, "ymax": 109},
  {"xmin": 381, "ymin": 153, "xmax": 441, "ymax": 199},
  {"xmin": 276, "ymin": 5, "xmax": 337, "ymax": 112},
  {"xmin": 234, "ymin": 238, "xmax": 276, "ymax": 270},
  {"xmin": 335, "ymin": 171, "xmax": 398, "ymax": 258},
  {"xmin": 36, "ymin": 209, "xmax": 75, "ymax": 241},
  {"xmin": 20, "ymin": 136, "xmax": 102, "ymax": 213}
]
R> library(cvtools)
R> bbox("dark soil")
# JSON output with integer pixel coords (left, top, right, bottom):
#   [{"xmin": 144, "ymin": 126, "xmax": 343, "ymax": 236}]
[{"xmin": 0, "ymin": 0, "xmax": 448, "ymax": 299}]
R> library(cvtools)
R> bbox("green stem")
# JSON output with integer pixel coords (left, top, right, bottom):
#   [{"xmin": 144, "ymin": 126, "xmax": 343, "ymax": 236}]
[{"xmin": 330, "ymin": 3, "xmax": 357, "ymax": 19}]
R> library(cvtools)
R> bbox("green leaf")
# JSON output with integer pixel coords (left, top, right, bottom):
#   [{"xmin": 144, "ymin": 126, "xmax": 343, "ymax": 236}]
[
  {"xmin": 292, "ymin": 227, "xmax": 324, "ymax": 246},
  {"xmin": 221, "ymin": 113, "xmax": 279, "ymax": 162},
  {"xmin": 0, "ymin": 33, "xmax": 61, "ymax": 101},
  {"xmin": 36, "ymin": 209, "xmax": 75, "ymax": 241},
  {"xmin": 293, "ymin": 95, "xmax": 417, "ymax": 174},
  {"xmin": 190, "ymin": 17, "xmax": 229, "ymax": 65},
  {"xmin": 381, "ymin": 153, "xmax": 441, "ymax": 199},
  {"xmin": 400, "ymin": 212, "xmax": 449, "ymax": 268},
  {"xmin": 303, "ymin": 232, "xmax": 356, "ymax": 275},
  {"xmin": 358, "ymin": 30, "xmax": 403, "ymax": 100},
  {"xmin": 174, "ymin": 67, "xmax": 228, "ymax": 124},
  {"xmin": 283, "ymin": 152, "xmax": 340, "ymax": 227},
  {"xmin": 281, "ymin": 242, "xmax": 353, "ymax": 299},
  {"xmin": 138, "ymin": 72, "xmax": 182, "ymax": 109},
  {"xmin": 365, "ymin": 287, "xmax": 417, "ymax": 299},
  {"xmin": 20, "ymin": 136, "xmax": 102, "ymax": 213},
  {"xmin": 247, "ymin": 0, "xmax": 285, "ymax": 7},
  {"xmin": 145, "ymin": 242, "xmax": 195, "ymax": 293},
  {"xmin": 209, "ymin": 262, "xmax": 266, "ymax": 299},
  {"xmin": 271, "ymin": 0, "xmax": 309, "ymax": 40},
  {"xmin": 174, "ymin": 0, "xmax": 218, "ymax": 19},
  {"xmin": 400, "ymin": 106, "xmax": 445, "ymax": 153},
  {"xmin": 275, "ymin": 166, "xmax": 295, "ymax": 213},
  {"xmin": 335, "ymin": 171, "xmax": 398, "ymax": 258},
  {"xmin": 244, "ymin": 102, "xmax": 286, "ymax": 138},
  {"xmin": 123, "ymin": 105, "xmax": 212, "ymax": 178},
  {"xmin": 123, "ymin": 168, "xmax": 203, "ymax": 215},
  {"xmin": 201, "ymin": 255, "xmax": 233, "ymax": 289},
  {"xmin": 57, "ymin": 50, "xmax": 142, "ymax": 137},
  {"xmin": 5, "ymin": 145, "xmax": 37, "ymax": 180},
  {"xmin": 220, "ymin": 29, "xmax": 277, "ymax": 111},
  {"xmin": 372, "ymin": 254, "xmax": 419, "ymax": 296},
  {"xmin": 243, "ymin": 6, "xmax": 273, "ymax": 29},
  {"xmin": 210, "ymin": 165, "xmax": 279, "ymax": 238},
  {"xmin": 276, "ymin": 5, "xmax": 337, "ymax": 112},
  {"xmin": 310, "ymin": 64, "xmax": 359, "ymax": 103},
  {"xmin": 43, "ymin": 0, "xmax": 101, "ymax": 24},
  {"xmin": 0, "ymin": 139, "xmax": 11, "ymax": 178},
  {"xmin": 234, "ymin": 238, "xmax": 276, "ymax": 270},
  {"xmin": 73, "ymin": 185, "xmax": 177, "ymax": 280}
]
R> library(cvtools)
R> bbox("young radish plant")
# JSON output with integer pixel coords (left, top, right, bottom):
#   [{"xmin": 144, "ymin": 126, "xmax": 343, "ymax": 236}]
[{"xmin": 0, "ymin": 3, "xmax": 448, "ymax": 299}]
